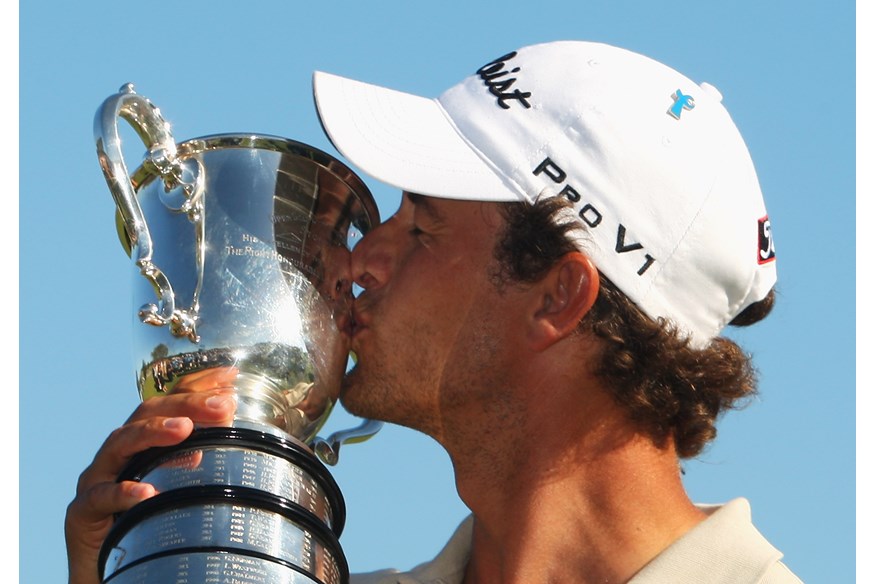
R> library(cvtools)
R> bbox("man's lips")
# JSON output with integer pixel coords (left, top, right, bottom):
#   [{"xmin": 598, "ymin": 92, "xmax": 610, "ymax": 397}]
[
  {"xmin": 350, "ymin": 304, "xmax": 371, "ymax": 338},
  {"xmin": 335, "ymin": 312, "xmax": 354, "ymax": 337}
]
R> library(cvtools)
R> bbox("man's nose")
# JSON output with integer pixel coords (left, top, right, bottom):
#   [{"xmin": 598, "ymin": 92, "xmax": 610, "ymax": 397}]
[{"xmin": 351, "ymin": 221, "xmax": 394, "ymax": 291}]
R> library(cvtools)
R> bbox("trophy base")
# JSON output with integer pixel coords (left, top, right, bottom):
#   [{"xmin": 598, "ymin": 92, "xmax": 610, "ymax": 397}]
[
  {"xmin": 101, "ymin": 550, "xmax": 328, "ymax": 584},
  {"xmin": 98, "ymin": 427, "xmax": 348, "ymax": 584}
]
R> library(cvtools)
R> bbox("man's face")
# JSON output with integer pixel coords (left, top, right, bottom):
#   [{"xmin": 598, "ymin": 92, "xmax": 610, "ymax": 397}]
[{"xmin": 341, "ymin": 193, "xmax": 528, "ymax": 440}]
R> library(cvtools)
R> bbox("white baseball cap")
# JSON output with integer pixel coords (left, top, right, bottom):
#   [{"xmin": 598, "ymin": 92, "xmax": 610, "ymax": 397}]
[{"xmin": 312, "ymin": 40, "xmax": 777, "ymax": 347}]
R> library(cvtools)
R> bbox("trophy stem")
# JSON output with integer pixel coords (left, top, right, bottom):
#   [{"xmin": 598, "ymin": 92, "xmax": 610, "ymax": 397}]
[{"xmin": 232, "ymin": 371, "xmax": 297, "ymax": 435}]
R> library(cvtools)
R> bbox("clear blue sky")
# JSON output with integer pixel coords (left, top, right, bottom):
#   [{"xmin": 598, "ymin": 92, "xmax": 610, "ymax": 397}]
[{"xmin": 19, "ymin": 1, "xmax": 858, "ymax": 582}]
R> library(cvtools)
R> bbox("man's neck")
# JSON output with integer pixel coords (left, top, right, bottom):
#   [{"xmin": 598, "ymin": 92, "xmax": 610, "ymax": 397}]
[{"xmin": 443, "ymin": 373, "xmax": 705, "ymax": 584}]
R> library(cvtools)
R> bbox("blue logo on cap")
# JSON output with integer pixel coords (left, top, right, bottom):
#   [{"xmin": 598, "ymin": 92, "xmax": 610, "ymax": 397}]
[{"xmin": 668, "ymin": 89, "xmax": 695, "ymax": 119}]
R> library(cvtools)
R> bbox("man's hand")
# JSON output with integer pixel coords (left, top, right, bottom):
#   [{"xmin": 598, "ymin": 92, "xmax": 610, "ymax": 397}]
[{"xmin": 65, "ymin": 367, "xmax": 238, "ymax": 584}]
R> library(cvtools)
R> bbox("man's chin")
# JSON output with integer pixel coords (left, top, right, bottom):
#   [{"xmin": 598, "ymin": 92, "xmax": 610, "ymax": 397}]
[
  {"xmin": 339, "ymin": 368, "xmax": 366, "ymax": 413},
  {"xmin": 339, "ymin": 370, "xmax": 389, "ymax": 424}
]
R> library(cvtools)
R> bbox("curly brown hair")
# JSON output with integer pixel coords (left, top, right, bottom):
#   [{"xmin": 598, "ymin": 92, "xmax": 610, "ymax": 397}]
[{"xmin": 492, "ymin": 196, "xmax": 775, "ymax": 458}]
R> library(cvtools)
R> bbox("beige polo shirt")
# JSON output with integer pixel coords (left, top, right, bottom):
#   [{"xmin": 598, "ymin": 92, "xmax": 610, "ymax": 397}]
[{"xmin": 350, "ymin": 498, "xmax": 803, "ymax": 584}]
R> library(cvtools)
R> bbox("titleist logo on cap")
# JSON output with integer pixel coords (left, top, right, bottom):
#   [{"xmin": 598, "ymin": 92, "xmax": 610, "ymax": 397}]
[{"xmin": 476, "ymin": 51, "xmax": 532, "ymax": 110}]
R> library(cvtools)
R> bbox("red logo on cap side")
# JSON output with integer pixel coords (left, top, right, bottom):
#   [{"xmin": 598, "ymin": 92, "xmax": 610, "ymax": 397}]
[{"xmin": 757, "ymin": 216, "xmax": 776, "ymax": 264}]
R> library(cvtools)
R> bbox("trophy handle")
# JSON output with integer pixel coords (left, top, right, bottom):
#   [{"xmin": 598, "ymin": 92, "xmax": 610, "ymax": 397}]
[
  {"xmin": 95, "ymin": 83, "xmax": 200, "ymax": 340},
  {"xmin": 311, "ymin": 419, "xmax": 384, "ymax": 466}
]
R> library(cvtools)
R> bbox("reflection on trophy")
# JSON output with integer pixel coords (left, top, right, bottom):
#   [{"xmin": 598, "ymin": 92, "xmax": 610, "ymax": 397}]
[{"xmin": 94, "ymin": 84, "xmax": 382, "ymax": 584}]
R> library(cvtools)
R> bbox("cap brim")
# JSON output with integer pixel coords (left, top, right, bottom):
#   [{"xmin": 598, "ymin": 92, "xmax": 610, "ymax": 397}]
[{"xmin": 313, "ymin": 71, "xmax": 521, "ymax": 202}]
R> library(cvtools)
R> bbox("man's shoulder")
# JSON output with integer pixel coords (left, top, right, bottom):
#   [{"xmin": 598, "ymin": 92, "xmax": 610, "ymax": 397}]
[
  {"xmin": 349, "ymin": 501, "xmax": 804, "ymax": 584},
  {"xmin": 632, "ymin": 498, "xmax": 803, "ymax": 583}
]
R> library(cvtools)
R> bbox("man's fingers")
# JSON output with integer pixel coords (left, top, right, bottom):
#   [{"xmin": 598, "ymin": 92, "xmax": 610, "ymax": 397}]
[
  {"xmin": 83, "ymin": 390, "xmax": 236, "ymax": 495},
  {"xmin": 76, "ymin": 416, "xmax": 192, "ymax": 496},
  {"xmin": 124, "ymin": 387, "xmax": 237, "ymax": 425},
  {"xmin": 71, "ymin": 480, "xmax": 157, "ymax": 525},
  {"xmin": 65, "ymin": 480, "xmax": 157, "ymax": 584}
]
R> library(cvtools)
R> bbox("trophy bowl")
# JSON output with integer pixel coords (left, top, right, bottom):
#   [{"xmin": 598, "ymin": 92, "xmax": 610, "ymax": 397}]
[{"xmin": 94, "ymin": 84, "xmax": 381, "ymax": 584}]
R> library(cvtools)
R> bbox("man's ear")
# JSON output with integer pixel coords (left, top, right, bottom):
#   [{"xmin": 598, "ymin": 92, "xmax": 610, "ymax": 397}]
[{"xmin": 527, "ymin": 252, "xmax": 600, "ymax": 351}]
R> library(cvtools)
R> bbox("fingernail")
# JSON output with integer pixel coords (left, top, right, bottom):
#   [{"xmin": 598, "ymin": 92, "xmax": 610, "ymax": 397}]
[
  {"xmin": 206, "ymin": 394, "xmax": 235, "ymax": 409},
  {"xmin": 163, "ymin": 417, "xmax": 189, "ymax": 430},
  {"xmin": 129, "ymin": 483, "xmax": 154, "ymax": 498}
]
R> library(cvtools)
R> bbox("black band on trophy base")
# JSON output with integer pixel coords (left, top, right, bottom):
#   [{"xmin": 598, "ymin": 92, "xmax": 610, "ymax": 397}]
[
  {"xmin": 118, "ymin": 427, "xmax": 346, "ymax": 535},
  {"xmin": 104, "ymin": 550, "xmax": 329, "ymax": 584},
  {"xmin": 103, "ymin": 550, "xmax": 329, "ymax": 584},
  {"xmin": 99, "ymin": 485, "xmax": 348, "ymax": 584}
]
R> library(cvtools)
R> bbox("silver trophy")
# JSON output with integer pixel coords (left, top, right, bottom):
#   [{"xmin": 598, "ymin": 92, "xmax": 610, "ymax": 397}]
[{"xmin": 94, "ymin": 84, "xmax": 382, "ymax": 584}]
